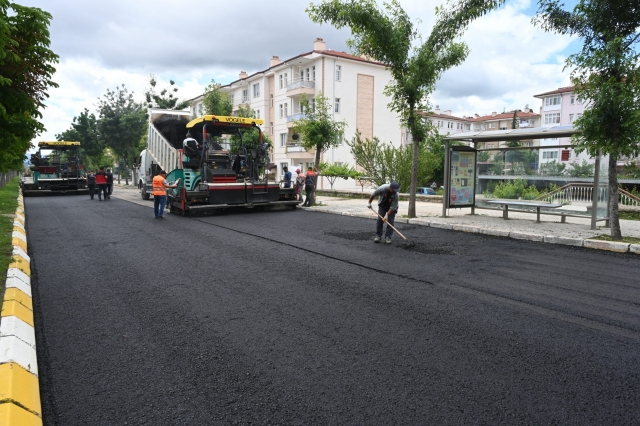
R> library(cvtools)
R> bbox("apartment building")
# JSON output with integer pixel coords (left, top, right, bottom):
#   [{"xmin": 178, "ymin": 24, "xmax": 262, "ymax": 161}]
[
  {"xmin": 466, "ymin": 109, "xmax": 541, "ymax": 150},
  {"xmin": 533, "ymin": 86, "xmax": 590, "ymax": 166},
  {"xmin": 189, "ymin": 38, "xmax": 403, "ymax": 190}
]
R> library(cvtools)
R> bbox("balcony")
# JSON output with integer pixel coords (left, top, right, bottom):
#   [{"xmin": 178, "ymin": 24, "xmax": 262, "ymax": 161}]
[
  {"xmin": 286, "ymin": 112, "xmax": 307, "ymax": 128},
  {"xmin": 286, "ymin": 143, "xmax": 314, "ymax": 159},
  {"xmin": 286, "ymin": 78, "xmax": 315, "ymax": 97}
]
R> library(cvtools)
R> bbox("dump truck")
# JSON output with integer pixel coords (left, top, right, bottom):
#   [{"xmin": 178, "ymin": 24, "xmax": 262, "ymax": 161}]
[
  {"xmin": 21, "ymin": 141, "xmax": 88, "ymax": 196},
  {"xmin": 140, "ymin": 109, "xmax": 299, "ymax": 214}
]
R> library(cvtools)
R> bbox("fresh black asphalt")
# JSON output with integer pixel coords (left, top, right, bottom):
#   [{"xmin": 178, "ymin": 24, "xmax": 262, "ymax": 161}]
[{"xmin": 24, "ymin": 194, "xmax": 640, "ymax": 425}]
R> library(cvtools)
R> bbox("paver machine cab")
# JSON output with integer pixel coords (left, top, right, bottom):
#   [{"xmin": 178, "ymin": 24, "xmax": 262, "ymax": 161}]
[
  {"xmin": 164, "ymin": 115, "xmax": 300, "ymax": 214},
  {"xmin": 22, "ymin": 141, "xmax": 88, "ymax": 196}
]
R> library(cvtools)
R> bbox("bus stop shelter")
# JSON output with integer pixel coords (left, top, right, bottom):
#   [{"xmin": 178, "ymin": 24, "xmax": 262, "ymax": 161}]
[{"xmin": 442, "ymin": 126, "xmax": 607, "ymax": 230}]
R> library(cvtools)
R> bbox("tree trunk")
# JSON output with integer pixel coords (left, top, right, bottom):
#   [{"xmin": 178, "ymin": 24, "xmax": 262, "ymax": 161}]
[
  {"xmin": 124, "ymin": 159, "xmax": 129, "ymax": 185},
  {"xmin": 608, "ymin": 154, "xmax": 622, "ymax": 239},
  {"xmin": 408, "ymin": 113, "xmax": 418, "ymax": 218},
  {"xmin": 311, "ymin": 146, "xmax": 321, "ymax": 206}
]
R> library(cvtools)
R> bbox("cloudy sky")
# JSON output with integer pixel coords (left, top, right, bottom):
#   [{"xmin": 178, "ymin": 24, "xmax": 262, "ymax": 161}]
[{"xmin": 20, "ymin": 0, "xmax": 579, "ymax": 145}]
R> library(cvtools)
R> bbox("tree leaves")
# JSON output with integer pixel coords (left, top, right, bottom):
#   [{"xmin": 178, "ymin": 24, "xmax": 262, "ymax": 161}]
[{"xmin": 0, "ymin": 1, "xmax": 58, "ymax": 172}]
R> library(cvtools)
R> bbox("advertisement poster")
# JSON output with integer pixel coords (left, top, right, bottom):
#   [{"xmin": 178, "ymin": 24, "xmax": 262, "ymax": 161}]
[{"xmin": 448, "ymin": 147, "xmax": 476, "ymax": 207}]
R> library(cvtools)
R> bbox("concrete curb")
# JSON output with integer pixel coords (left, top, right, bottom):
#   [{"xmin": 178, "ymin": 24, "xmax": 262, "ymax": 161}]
[
  {"xmin": 303, "ymin": 206, "xmax": 639, "ymax": 253},
  {"xmin": 0, "ymin": 194, "xmax": 42, "ymax": 425}
]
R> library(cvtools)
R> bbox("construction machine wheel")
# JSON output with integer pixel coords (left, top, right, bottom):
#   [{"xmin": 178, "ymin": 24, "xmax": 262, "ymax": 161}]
[{"xmin": 141, "ymin": 185, "xmax": 150, "ymax": 200}]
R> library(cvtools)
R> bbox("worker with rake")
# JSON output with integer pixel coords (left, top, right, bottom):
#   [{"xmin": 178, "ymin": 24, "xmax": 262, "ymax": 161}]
[{"xmin": 368, "ymin": 182, "xmax": 400, "ymax": 244}]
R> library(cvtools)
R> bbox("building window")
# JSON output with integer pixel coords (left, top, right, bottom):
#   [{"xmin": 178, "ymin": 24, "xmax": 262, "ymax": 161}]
[
  {"xmin": 335, "ymin": 65, "xmax": 341, "ymax": 81},
  {"xmin": 561, "ymin": 150, "xmax": 571, "ymax": 161},
  {"xmin": 311, "ymin": 98, "xmax": 316, "ymax": 112},
  {"xmin": 312, "ymin": 66, "xmax": 316, "ymax": 80},
  {"xmin": 577, "ymin": 113, "xmax": 582, "ymax": 118},
  {"xmin": 487, "ymin": 143, "xmax": 495, "ymax": 148},
  {"xmin": 280, "ymin": 162, "xmax": 289, "ymax": 174},
  {"xmin": 270, "ymin": 122, "xmax": 274, "ymax": 135},
  {"xmin": 253, "ymin": 83, "xmax": 260, "ymax": 98},
  {"xmin": 334, "ymin": 98, "xmax": 341, "ymax": 113},
  {"xmin": 577, "ymin": 97, "xmax": 583, "ymax": 104},
  {"xmin": 570, "ymin": 95, "xmax": 575, "ymax": 105},
  {"xmin": 255, "ymin": 109, "xmax": 260, "ymax": 119},
  {"xmin": 284, "ymin": 102, "xmax": 288, "ymax": 117},
  {"xmin": 542, "ymin": 151, "xmax": 559, "ymax": 159},
  {"xmin": 544, "ymin": 113, "xmax": 561, "ymax": 124},
  {"xmin": 545, "ymin": 95, "xmax": 561, "ymax": 106},
  {"xmin": 488, "ymin": 123, "xmax": 496, "ymax": 129},
  {"xmin": 279, "ymin": 75, "xmax": 283, "ymax": 89},
  {"xmin": 242, "ymin": 89, "xmax": 249, "ymax": 103},
  {"xmin": 306, "ymin": 68, "xmax": 310, "ymax": 81},
  {"xmin": 499, "ymin": 127, "xmax": 507, "ymax": 130},
  {"xmin": 279, "ymin": 104, "xmax": 284, "ymax": 118},
  {"xmin": 270, "ymin": 95, "xmax": 274, "ymax": 107},
  {"xmin": 284, "ymin": 73, "xmax": 288, "ymax": 86},
  {"xmin": 569, "ymin": 113, "xmax": 574, "ymax": 123},
  {"xmin": 280, "ymin": 133, "xmax": 287, "ymax": 147}
]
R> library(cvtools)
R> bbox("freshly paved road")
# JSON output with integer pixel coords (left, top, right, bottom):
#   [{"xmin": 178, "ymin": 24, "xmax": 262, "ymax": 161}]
[{"xmin": 25, "ymin": 192, "xmax": 640, "ymax": 425}]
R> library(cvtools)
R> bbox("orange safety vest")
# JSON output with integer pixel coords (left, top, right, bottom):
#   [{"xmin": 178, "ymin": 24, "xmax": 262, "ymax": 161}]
[{"xmin": 152, "ymin": 175, "xmax": 167, "ymax": 196}]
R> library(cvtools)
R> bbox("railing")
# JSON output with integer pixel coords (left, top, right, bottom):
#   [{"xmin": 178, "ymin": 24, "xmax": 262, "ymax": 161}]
[
  {"xmin": 286, "ymin": 79, "xmax": 315, "ymax": 92},
  {"xmin": 535, "ymin": 182, "xmax": 640, "ymax": 206},
  {"xmin": 286, "ymin": 143, "xmax": 308, "ymax": 153},
  {"xmin": 619, "ymin": 188, "xmax": 640, "ymax": 206},
  {"xmin": 287, "ymin": 112, "xmax": 307, "ymax": 122}
]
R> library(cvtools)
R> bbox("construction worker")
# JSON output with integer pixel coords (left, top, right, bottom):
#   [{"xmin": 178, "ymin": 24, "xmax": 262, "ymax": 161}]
[
  {"xmin": 152, "ymin": 170, "xmax": 178, "ymax": 219},
  {"xmin": 302, "ymin": 167, "xmax": 316, "ymax": 207},
  {"xmin": 367, "ymin": 181, "xmax": 400, "ymax": 244},
  {"xmin": 96, "ymin": 166, "xmax": 108, "ymax": 201}
]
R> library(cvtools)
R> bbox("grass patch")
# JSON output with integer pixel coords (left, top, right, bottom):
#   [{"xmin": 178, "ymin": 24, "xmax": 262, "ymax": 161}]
[
  {"xmin": 588, "ymin": 234, "xmax": 640, "ymax": 244},
  {"xmin": 0, "ymin": 178, "xmax": 21, "ymax": 297},
  {"xmin": 619, "ymin": 211, "xmax": 640, "ymax": 221}
]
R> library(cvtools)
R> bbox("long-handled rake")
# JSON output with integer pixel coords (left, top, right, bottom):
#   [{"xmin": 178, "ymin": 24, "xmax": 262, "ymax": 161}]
[{"xmin": 369, "ymin": 207, "xmax": 415, "ymax": 248}]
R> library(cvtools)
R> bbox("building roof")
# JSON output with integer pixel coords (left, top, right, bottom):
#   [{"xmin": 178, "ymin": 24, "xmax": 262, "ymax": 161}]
[
  {"xmin": 223, "ymin": 49, "xmax": 386, "ymax": 88},
  {"xmin": 465, "ymin": 111, "xmax": 540, "ymax": 122},
  {"xmin": 533, "ymin": 86, "xmax": 575, "ymax": 98},
  {"xmin": 443, "ymin": 125, "xmax": 578, "ymax": 142}
]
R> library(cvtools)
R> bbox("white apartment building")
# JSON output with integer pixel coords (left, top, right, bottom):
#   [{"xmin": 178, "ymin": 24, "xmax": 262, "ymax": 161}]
[
  {"xmin": 189, "ymin": 38, "xmax": 403, "ymax": 190},
  {"xmin": 534, "ymin": 86, "xmax": 591, "ymax": 166}
]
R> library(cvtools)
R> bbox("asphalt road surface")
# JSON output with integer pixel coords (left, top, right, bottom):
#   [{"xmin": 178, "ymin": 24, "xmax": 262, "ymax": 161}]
[{"xmin": 25, "ymin": 191, "xmax": 640, "ymax": 425}]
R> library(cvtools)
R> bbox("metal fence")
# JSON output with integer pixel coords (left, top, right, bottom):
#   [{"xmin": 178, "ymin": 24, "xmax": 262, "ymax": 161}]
[{"xmin": 0, "ymin": 171, "xmax": 18, "ymax": 190}]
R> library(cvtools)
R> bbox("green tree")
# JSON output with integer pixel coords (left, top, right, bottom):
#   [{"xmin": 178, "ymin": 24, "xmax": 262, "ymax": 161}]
[
  {"xmin": 566, "ymin": 159, "xmax": 595, "ymax": 178},
  {"xmin": 144, "ymin": 74, "xmax": 189, "ymax": 110},
  {"xmin": 202, "ymin": 79, "xmax": 233, "ymax": 116},
  {"xmin": 534, "ymin": 0, "xmax": 640, "ymax": 239},
  {"xmin": 96, "ymin": 85, "xmax": 147, "ymax": 184},
  {"xmin": 308, "ymin": 0, "xmax": 502, "ymax": 217},
  {"xmin": 538, "ymin": 160, "xmax": 566, "ymax": 176},
  {"xmin": 229, "ymin": 104, "xmax": 272, "ymax": 153},
  {"xmin": 56, "ymin": 108, "xmax": 104, "ymax": 171},
  {"xmin": 293, "ymin": 92, "xmax": 347, "ymax": 169},
  {"xmin": 348, "ymin": 130, "xmax": 439, "ymax": 191},
  {"xmin": 0, "ymin": 1, "xmax": 58, "ymax": 171},
  {"xmin": 319, "ymin": 162, "xmax": 354, "ymax": 189}
]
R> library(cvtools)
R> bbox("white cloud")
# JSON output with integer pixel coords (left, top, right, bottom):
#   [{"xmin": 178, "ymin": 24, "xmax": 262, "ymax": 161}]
[{"xmin": 24, "ymin": 0, "xmax": 579, "ymax": 147}]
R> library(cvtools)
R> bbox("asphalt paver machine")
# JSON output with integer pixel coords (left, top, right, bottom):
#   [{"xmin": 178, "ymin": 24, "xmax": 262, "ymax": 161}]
[
  {"xmin": 22, "ymin": 141, "xmax": 88, "ymax": 196},
  {"xmin": 163, "ymin": 115, "xmax": 299, "ymax": 215}
]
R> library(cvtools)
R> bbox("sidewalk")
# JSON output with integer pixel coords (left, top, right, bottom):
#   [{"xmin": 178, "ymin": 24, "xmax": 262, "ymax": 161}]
[{"xmin": 305, "ymin": 194, "xmax": 640, "ymax": 254}]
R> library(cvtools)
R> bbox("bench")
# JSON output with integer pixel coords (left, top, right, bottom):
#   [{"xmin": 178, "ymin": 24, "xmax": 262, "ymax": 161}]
[{"xmin": 486, "ymin": 200, "xmax": 563, "ymax": 223}]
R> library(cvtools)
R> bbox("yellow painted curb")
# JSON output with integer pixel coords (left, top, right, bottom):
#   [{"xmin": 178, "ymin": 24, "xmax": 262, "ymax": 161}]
[
  {"xmin": 0, "ymin": 402, "xmax": 42, "ymax": 426},
  {"xmin": 12, "ymin": 237, "xmax": 27, "ymax": 252},
  {"xmin": 3, "ymin": 288, "xmax": 33, "ymax": 311},
  {"xmin": 12, "ymin": 226, "xmax": 25, "ymax": 236},
  {"xmin": 8, "ymin": 255, "xmax": 30, "ymax": 276},
  {"xmin": 0, "ymin": 363, "xmax": 42, "ymax": 418},
  {"xmin": 0, "ymin": 300, "xmax": 34, "ymax": 327},
  {"xmin": 13, "ymin": 216, "xmax": 24, "ymax": 225}
]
